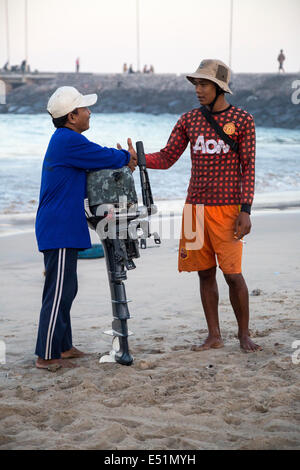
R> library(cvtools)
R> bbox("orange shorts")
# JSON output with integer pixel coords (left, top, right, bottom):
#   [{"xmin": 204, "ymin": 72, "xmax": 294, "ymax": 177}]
[{"xmin": 178, "ymin": 205, "xmax": 243, "ymax": 274}]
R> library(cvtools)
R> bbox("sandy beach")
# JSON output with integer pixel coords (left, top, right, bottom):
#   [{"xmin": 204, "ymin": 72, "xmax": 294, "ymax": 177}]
[{"xmin": 0, "ymin": 208, "xmax": 299, "ymax": 450}]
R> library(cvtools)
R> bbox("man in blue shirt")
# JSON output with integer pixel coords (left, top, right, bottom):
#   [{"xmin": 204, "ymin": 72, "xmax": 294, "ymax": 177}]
[{"xmin": 35, "ymin": 86, "xmax": 137, "ymax": 370}]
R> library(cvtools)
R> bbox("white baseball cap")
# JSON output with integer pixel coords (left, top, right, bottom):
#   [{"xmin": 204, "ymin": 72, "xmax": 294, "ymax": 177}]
[{"xmin": 47, "ymin": 86, "xmax": 98, "ymax": 118}]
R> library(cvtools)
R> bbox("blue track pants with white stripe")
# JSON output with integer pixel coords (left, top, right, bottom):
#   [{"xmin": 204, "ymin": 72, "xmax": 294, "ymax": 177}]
[{"xmin": 35, "ymin": 248, "xmax": 78, "ymax": 360}]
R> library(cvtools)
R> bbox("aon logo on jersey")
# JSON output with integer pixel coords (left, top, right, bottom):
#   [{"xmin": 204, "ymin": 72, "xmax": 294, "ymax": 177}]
[{"xmin": 193, "ymin": 136, "xmax": 230, "ymax": 154}]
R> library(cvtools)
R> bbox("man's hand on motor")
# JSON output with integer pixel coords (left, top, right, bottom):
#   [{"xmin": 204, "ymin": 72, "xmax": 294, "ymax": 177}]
[
  {"xmin": 117, "ymin": 138, "xmax": 138, "ymax": 172},
  {"xmin": 234, "ymin": 212, "xmax": 252, "ymax": 240}
]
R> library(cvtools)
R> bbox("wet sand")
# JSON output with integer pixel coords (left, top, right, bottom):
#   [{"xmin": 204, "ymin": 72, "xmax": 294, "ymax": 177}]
[{"xmin": 0, "ymin": 209, "xmax": 299, "ymax": 450}]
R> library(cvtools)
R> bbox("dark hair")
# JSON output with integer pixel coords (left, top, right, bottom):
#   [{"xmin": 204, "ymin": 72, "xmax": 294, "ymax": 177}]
[{"xmin": 49, "ymin": 108, "xmax": 78, "ymax": 128}]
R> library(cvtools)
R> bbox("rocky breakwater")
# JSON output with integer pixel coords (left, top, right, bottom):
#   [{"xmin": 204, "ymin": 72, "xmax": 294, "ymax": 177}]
[{"xmin": 0, "ymin": 72, "xmax": 299, "ymax": 129}]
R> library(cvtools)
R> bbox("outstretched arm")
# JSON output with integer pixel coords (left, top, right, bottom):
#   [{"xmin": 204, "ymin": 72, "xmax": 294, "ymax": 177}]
[
  {"xmin": 145, "ymin": 117, "xmax": 189, "ymax": 170},
  {"xmin": 66, "ymin": 132, "xmax": 130, "ymax": 170}
]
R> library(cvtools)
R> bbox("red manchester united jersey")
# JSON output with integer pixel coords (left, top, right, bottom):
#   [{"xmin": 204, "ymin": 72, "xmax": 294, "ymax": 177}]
[{"xmin": 145, "ymin": 105, "xmax": 255, "ymax": 206}]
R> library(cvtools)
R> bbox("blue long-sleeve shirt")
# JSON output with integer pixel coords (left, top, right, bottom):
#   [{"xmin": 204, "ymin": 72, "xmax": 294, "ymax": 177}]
[{"xmin": 35, "ymin": 127, "xmax": 130, "ymax": 251}]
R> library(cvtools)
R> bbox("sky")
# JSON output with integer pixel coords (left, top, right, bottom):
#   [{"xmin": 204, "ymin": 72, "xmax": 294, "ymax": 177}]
[{"xmin": 0, "ymin": 0, "xmax": 299, "ymax": 74}]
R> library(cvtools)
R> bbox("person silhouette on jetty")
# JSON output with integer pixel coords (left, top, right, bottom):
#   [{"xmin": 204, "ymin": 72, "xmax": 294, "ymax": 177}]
[{"xmin": 128, "ymin": 59, "xmax": 262, "ymax": 353}]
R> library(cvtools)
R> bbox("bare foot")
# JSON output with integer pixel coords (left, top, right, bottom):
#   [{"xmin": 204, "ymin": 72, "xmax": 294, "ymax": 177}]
[
  {"xmin": 191, "ymin": 336, "xmax": 224, "ymax": 352},
  {"xmin": 61, "ymin": 346, "xmax": 86, "ymax": 359},
  {"xmin": 239, "ymin": 335, "xmax": 263, "ymax": 352},
  {"xmin": 36, "ymin": 358, "xmax": 77, "ymax": 370}
]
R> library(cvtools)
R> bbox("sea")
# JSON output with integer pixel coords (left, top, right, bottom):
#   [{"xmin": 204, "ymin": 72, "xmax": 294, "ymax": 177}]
[{"xmin": 0, "ymin": 112, "xmax": 300, "ymax": 217}]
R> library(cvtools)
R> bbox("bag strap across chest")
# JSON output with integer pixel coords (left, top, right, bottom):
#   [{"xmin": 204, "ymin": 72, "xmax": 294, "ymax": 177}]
[{"xmin": 200, "ymin": 106, "xmax": 239, "ymax": 154}]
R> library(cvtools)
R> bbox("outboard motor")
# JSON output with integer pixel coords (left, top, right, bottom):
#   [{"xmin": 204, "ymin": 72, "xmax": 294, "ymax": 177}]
[{"xmin": 86, "ymin": 141, "xmax": 160, "ymax": 365}]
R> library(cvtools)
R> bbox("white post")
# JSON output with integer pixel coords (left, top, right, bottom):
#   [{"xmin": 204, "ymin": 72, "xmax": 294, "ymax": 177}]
[
  {"xmin": 229, "ymin": 0, "xmax": 233, "ymax": 69},
  {"xmin": 5, "ymin": 0, "xmax": 10, "ymax": 66},
  {"xmin": 25, "ymin": 0, "xmax": 28, "ymax": 66}
]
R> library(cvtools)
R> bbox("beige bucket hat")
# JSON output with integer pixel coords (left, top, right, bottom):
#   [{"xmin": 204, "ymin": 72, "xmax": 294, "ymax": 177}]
[{"xmin": 186, "ymin": 59, "xmax": 233, "ymax": 94}]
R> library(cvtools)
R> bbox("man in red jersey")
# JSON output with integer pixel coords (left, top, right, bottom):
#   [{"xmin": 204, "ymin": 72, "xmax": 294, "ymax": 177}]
[{"xmin": 129, "ymin": 59, "xmax": 262, "ymax": 352}]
